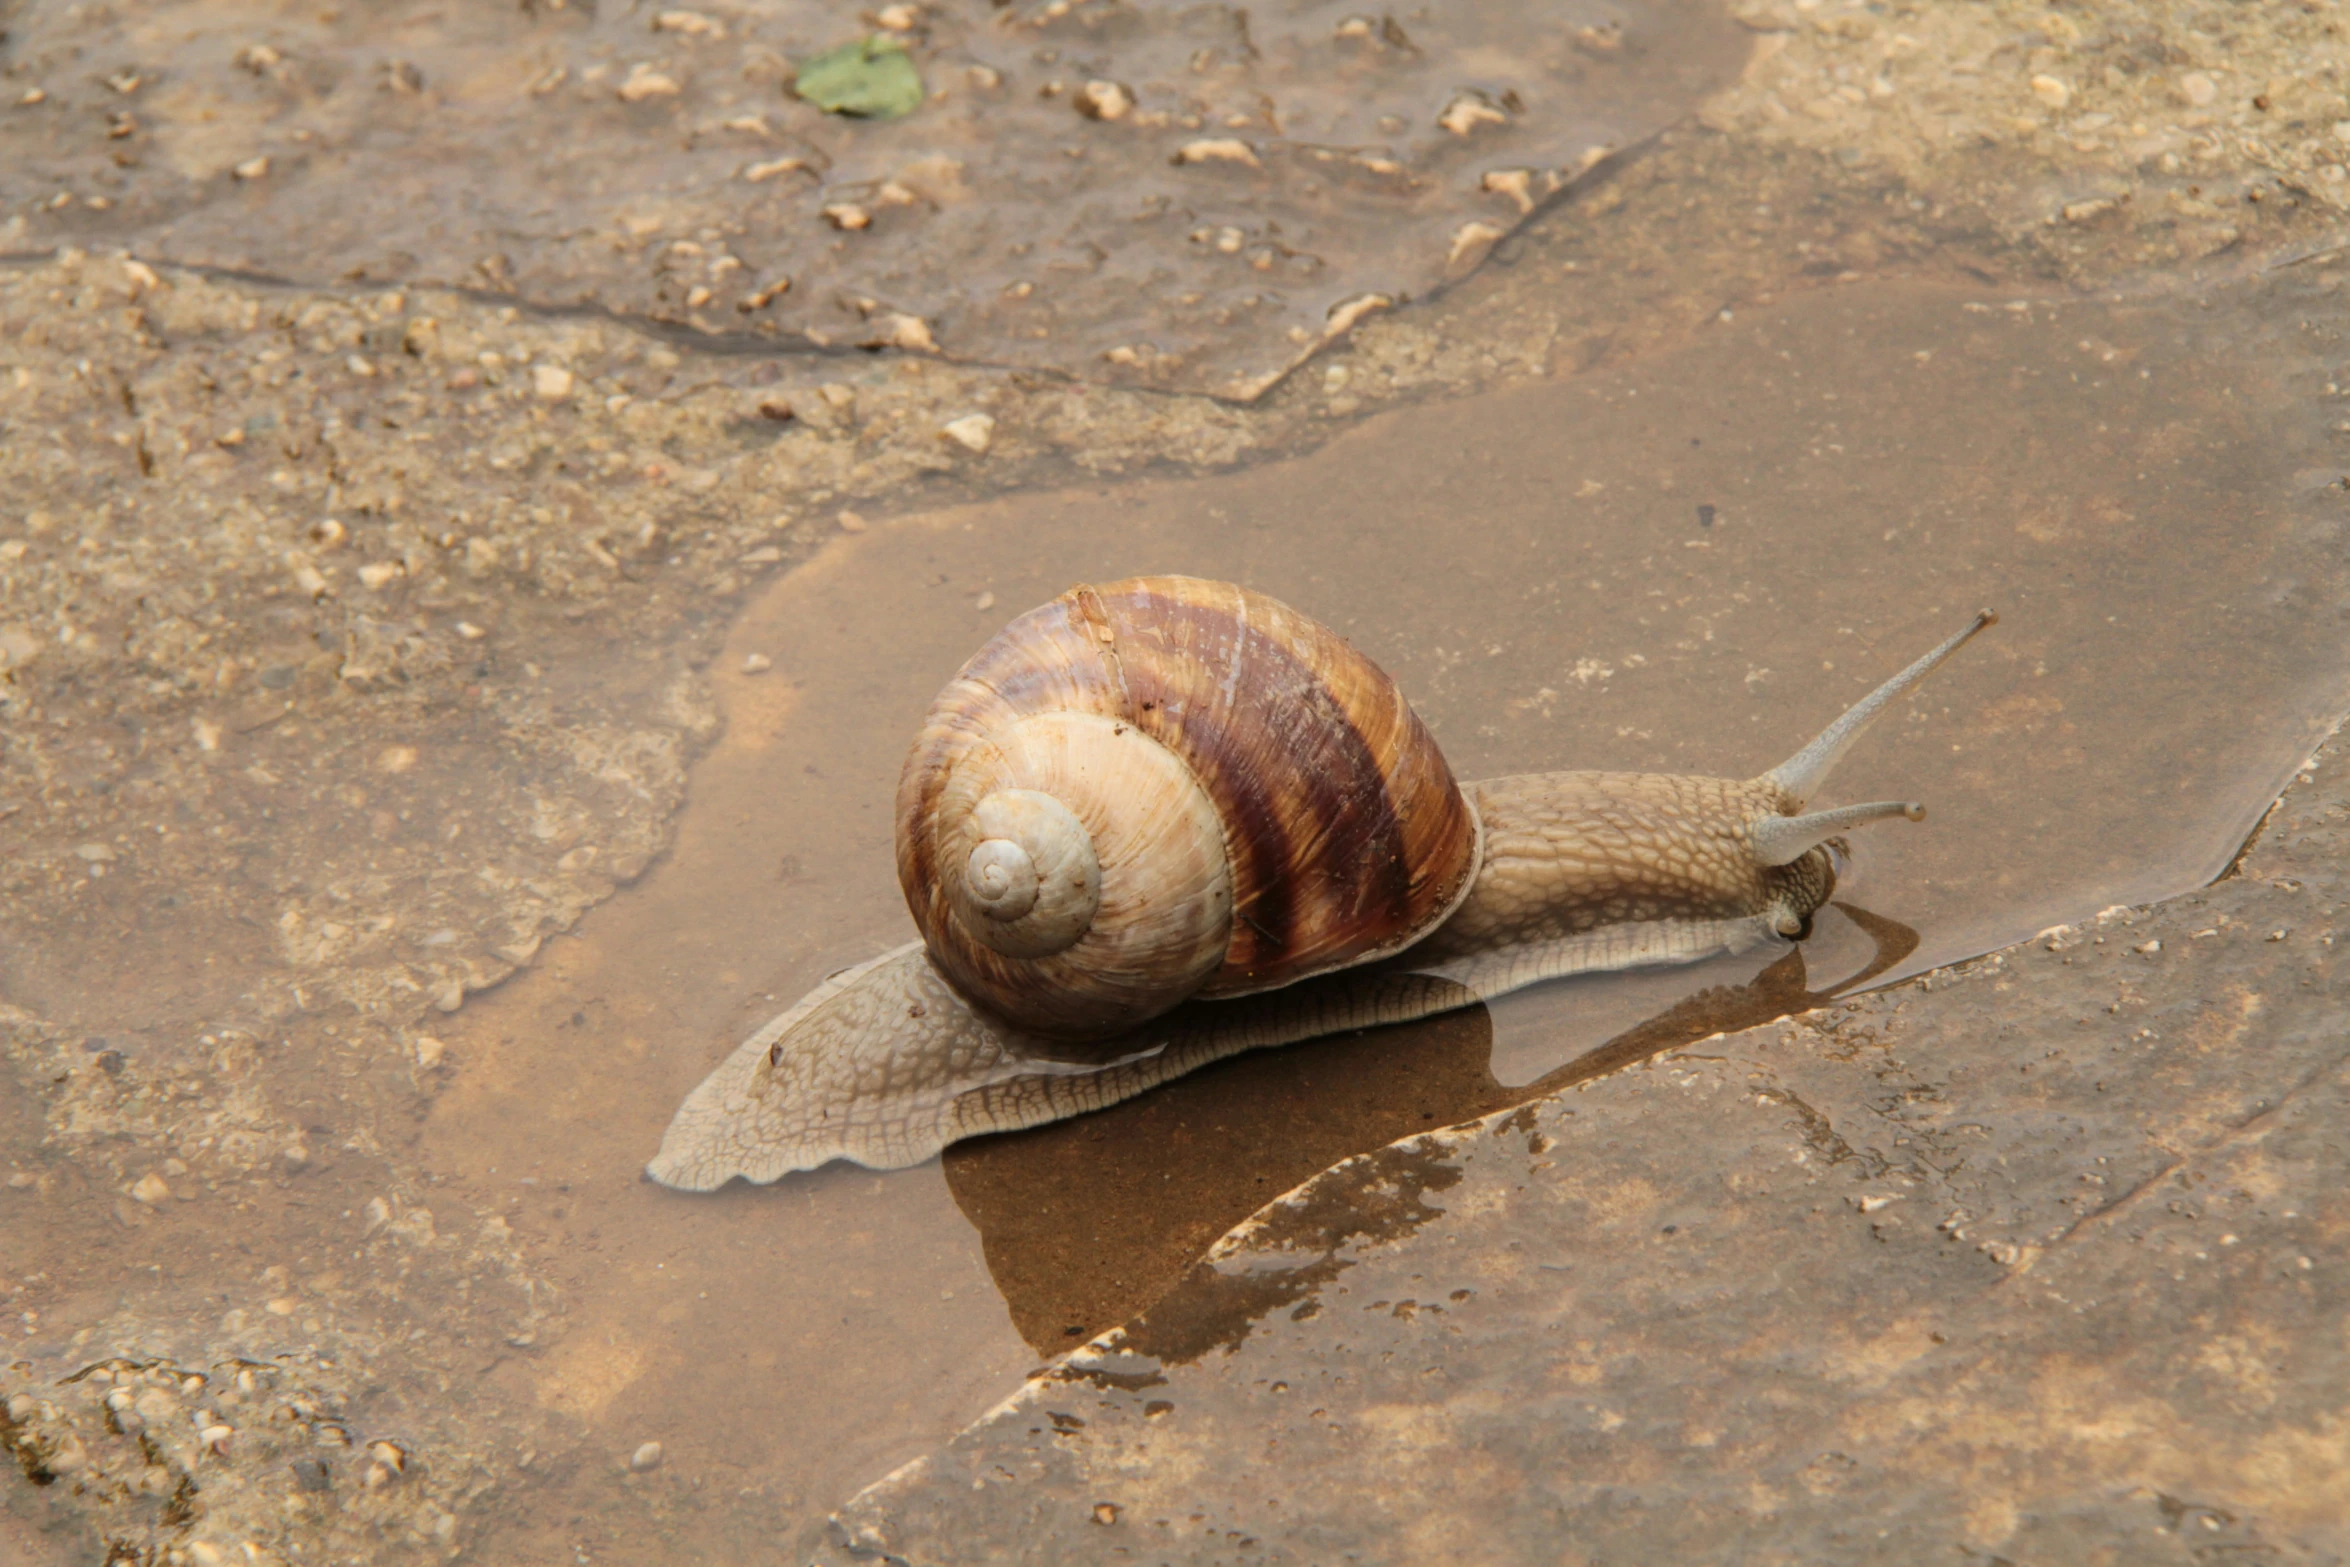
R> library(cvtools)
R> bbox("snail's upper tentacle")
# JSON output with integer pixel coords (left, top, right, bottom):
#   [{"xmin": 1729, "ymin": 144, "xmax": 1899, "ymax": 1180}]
[{"xmin": 1761, "ymin": 609, "xmax": 1996, "ymax": 807}]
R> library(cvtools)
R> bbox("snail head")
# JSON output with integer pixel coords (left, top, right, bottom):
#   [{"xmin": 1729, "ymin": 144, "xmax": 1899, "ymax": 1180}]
[{"xmin": 1745, "ymin": 609, "xmax": 1997, "ymax": 935}]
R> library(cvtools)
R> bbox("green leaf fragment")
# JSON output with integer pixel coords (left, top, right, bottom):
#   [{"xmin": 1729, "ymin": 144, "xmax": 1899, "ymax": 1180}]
[{"xmin": 794, "ymin": 36, "xmax": 925, "ymax": 120}]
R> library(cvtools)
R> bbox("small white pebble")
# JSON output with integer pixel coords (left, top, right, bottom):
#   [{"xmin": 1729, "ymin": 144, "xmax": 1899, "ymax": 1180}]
[
  {"xmin": 629, "ymin": 1440, "xmax": 664, "ymax": 1472},
  {"xmin": 619, "ymin": 66, "xmax": 681, "ymax": 102},
  {"xmin": 2135, "ymin": 939, "xmax": 2161, "ymax": 954},
  {"xmin": 1073, "ymin": 79, "xmax": 1133, "ymax": 121},
  {"xmin": 533, "ymin": 365, "xmax": 574, "ymax": 402},
  {"xmin": 1174, "ymin": 138, "xmax": 1260, "ymax": 168},
  {"xmin": 974, "ymin": 591, "xmax": 996, "ymax": 612},
  {"xmin": 233, "ymin": 155, "xmax": 270, "ymax": 180},
  {"xmin": 941, "ymin": 413, "xmax": 995, "ymax": 453},
  {"xmin": 876, "ymin": 313, "xmax": 936, "ymax": 352},
  {"xmin": 653, "ymin": 9, "xmax": 726, "ymax": 38},
  {"xmin": 741, "ymin": 653, "xmax": 773, "ymax": 674},
  {"xmin": 1438, "ymin": 95, "xmax": 1508, "ymax": 136},
  {"xmin": 130, "ymin": 1172, "xmax": 171, "ymax": 1205},
  {"xmin": 2029, "ymin": 75, "xmax": 2070, "ymax": 109}
]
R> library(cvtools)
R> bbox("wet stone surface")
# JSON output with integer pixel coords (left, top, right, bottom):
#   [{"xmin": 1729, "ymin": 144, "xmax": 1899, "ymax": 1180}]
[
  {"xmin": 2, "ymin": 0, "xmax": 2348, "ymax": 1561},
  {"xmin": 0, "ymin": 0, "xmax": 1746, "ymax": 397},
  {"xmin": 830, "ymin": 728, "xmax": 2350, "ymax": 1565},
  {"xmin": 707, "ymin": 261, "xmax": 2347, "ymax": 1360},
  {"xmin": 1710, "ymin": 0, "xmax": 2350, "ymax": 281}
]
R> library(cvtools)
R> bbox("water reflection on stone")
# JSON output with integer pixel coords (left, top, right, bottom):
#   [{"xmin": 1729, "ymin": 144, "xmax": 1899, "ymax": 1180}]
[{"xmin": 945, "ymin": 899, "xmax": 1916, "ymax": 1353}]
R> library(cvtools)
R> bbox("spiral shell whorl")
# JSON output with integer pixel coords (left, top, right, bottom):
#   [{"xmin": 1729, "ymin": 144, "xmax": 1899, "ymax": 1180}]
[
  {"xmin": 918, "ymin": 709, "xmax": 1234, "ymax": 1036},
  {"xmin": 897, "ymin": 577, "xmax": 1481, "ymax": 1039},
  {"xmin": 954, "ymin": 790, "xmax": 1099, "ymax": 955}
]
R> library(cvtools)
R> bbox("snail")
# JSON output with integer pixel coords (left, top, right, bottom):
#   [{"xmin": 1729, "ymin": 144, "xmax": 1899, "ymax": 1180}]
[{"xmin": 649, "ymin": 577, "xmax": 1993, "ymax": 1190}]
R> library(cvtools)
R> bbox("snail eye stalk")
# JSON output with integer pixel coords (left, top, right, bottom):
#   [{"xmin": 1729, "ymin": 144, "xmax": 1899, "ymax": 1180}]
[{"xmin": 1761, "ymin": 609, "xmax": 1996, "ymax": 807}]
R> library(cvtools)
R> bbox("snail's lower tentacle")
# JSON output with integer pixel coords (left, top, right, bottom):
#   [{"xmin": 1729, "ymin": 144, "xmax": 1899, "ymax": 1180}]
[{"xmin": 647, "ymin": 912, "xmax": 1789, "ymax": 1188}]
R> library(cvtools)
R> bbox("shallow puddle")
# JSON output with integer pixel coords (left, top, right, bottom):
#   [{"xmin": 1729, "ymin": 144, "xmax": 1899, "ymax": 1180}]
[{"xmin": 406, "ymin": 274, "xmax": 2343, "ymax": 1554}]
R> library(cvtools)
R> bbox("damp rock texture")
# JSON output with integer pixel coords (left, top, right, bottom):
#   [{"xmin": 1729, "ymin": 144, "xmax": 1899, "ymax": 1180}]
[
  {"xmin": 1709, "ymin": 0, "xmax": 2350, "ymax": 280},
  {"xmin": 0, "ymin": 254, "xmax": 727, "ymax": 1035},
  {"xmin": 831, "ymin": 737, "xmax": 2350, "ymax": 1562},
  {"xmin": 0, "ymin": 251, "xmax": 733, "ymax": 1565},
  {"xmin": 0, "ymin": 0, "xmax": 1747, "ymax": 397},
  {"xmin": 1, "ymin": 1272, "xmax": 524, "ymax": 1567}
]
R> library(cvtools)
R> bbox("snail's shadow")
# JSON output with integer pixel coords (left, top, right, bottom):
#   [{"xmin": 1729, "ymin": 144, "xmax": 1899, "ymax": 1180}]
[{"xmin": 941, "ymin": 901, "xmax": 1918, "ymax": 1355}]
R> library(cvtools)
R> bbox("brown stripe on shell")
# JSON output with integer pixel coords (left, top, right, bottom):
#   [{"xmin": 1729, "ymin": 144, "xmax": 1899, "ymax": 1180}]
[{"xmin": 1100, "ymin": 581, "xmax": 1423, "ymax": 991}]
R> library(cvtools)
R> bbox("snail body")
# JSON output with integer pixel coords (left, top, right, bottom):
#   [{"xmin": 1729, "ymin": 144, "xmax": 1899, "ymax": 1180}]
[{"xmin": 649, "ymin": 578, "xmax": 1992, "ymax": 1190}]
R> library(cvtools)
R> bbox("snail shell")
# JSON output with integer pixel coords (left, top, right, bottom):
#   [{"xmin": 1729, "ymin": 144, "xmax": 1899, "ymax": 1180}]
[{"xmin": 895, "ymin": 577, "xmax": 1483, "ymax": 1039}]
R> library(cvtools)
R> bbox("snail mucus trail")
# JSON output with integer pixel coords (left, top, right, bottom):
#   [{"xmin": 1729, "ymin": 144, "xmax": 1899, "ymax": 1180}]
[{"xmin": 649, "ymin": 578, "xmax": 1995, "ymax": 1190}]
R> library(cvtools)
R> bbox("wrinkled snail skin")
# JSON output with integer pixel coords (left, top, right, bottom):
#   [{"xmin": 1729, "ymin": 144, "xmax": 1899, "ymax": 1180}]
[
  {"xmin": 645, "ymin": 592, "xmax": 1995, "ymax": 1191},
  {"xmin": 1420, "ymin": 772, "xmax": 1833, "ymax": 961},
  {"xmin": 647, "ymin": 941, "xmax": 1503, "ymax": 1187}
]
